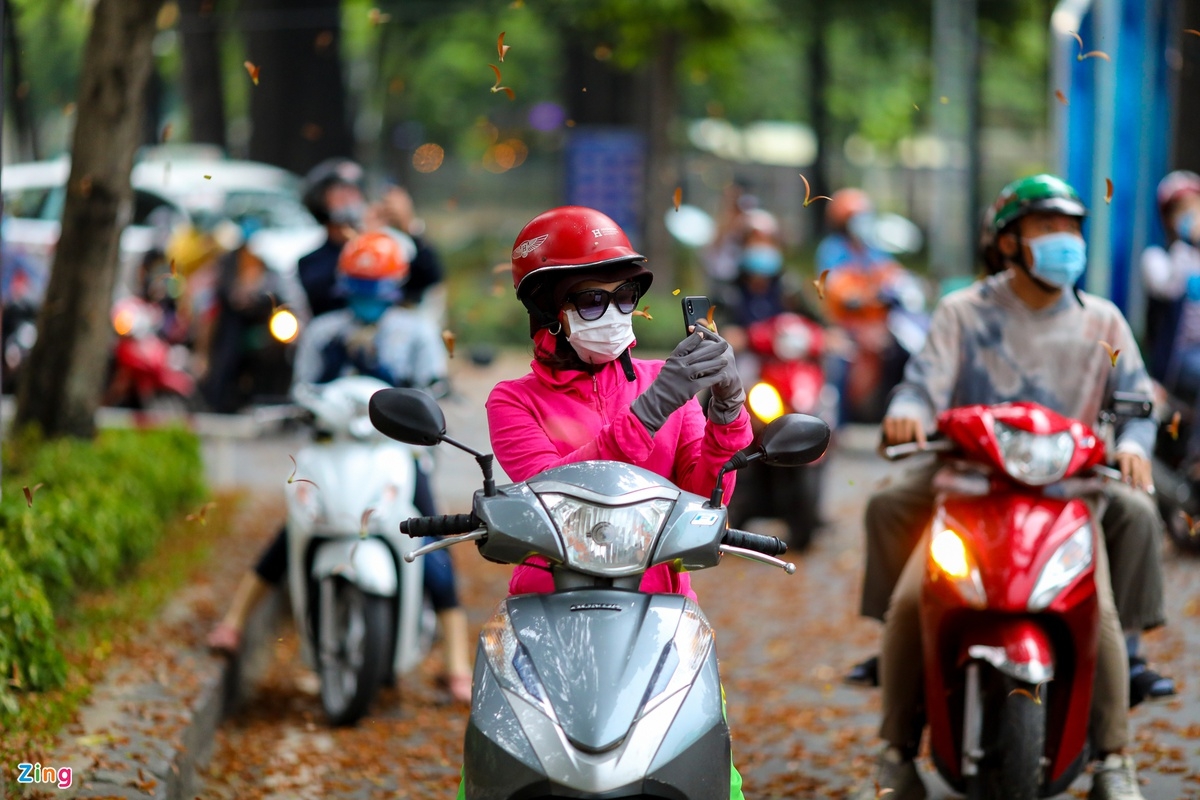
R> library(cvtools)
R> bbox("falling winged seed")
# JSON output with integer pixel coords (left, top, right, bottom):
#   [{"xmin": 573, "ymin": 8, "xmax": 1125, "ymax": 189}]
[
  {"xmin": 632, "ymin": 306, "xmax": 653, "ymax": 320},
  {"xmin": 497, "ymin": 32, "xmax": 510, "ymax": 62},
  {"xmin": 1105, "ymin": 178, "xmax": 1114, "ymax": 204},
  {"xmin": 491, "ymin": 263, "xmax": 512, "ymax": 274},
  {"xmin": 1099, "ymin": 340, "xmax": 1120, "ymax": 367},
  {"xmin": 1081, "ymin": 50, "xmax": 1111, "ymax": 61},
  {"xmin": 22, "ymin": 482, "xmax": 43, "ymax": 508},
  {"xmin": 161, "ymin": 122, "xmax": 173, "ymax": 142},
  {"xmin": 1008, "ymin": 687, "xmax": 1041, "ymax": 704},
  {"xmin": 368, "ymin": 8, "xmax": 391, "ymax": 25},
  {"xmin": 360, "ymin": 508, "xmax": 375, "ymax": 535},
  {"xmin": 1055, "ymin": 89, "xmax": 1069, "ymax": 106},
  {"xmin": 1186, "ymin": 29, "xmax": 1200, "ymax": 37},
  {"xmin": 243, "ymin": 61, "xmax": 260, "ymax": 85},
  {"xmin": 939, "ymin": 96, "xmax": 949, "ymax": 104},
  {"xmin": 169, "ymin": 259, "xmax": 178, "ymax": 278},
  {"xmin": 800, "ymin": 174, "xmax": 832, "ymax": 207},
  {"xmin": 814, "ymin": 269, "xmax": 830, "ymax": 301},
  {"xmin": 912, "ymin": 103, "xmax": 920, "ymax": 111},
  {"xmin": 672, "ymin": 289, "xmax": 681, "ymax": 296},
  {"xmin": 673, "ymin": 187, "xmax": 682, "ymax": 211},
  {"xmin": 1169, "ymin": 411, "xmax": 1181, "ymax": 440},
  {"xmin": 203, "ymin": 174, "xmax": 212, "ymax": 180},
  {"xmin": 442, "ymin": 329, "xmax": 456, "ymax": 357},
  {"xmin": 705, "ymin": 305, "xmax": 716, "ymax": 329},
  {"xmin": 1070, "ymin": 30, "xmax": 1085, "ymax": 50}
]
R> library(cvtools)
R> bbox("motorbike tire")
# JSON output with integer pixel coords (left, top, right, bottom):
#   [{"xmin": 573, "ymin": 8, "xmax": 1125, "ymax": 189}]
[
  {"xmin": 971, "ymin": 680, "xmax": 1045, "ymax": 800},
  {"xmin": 786, "ymin": 464, "xmax": 825, "ymax": 551},
  {"xmin": 317, "ymin": 578, "xmax": 393, "ymax": 726}
]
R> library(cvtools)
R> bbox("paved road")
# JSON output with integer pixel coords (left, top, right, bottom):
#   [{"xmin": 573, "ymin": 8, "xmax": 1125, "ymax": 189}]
[{"xmin": 198, "ymin": 350, "xmax": 1200, "ymax": 799}]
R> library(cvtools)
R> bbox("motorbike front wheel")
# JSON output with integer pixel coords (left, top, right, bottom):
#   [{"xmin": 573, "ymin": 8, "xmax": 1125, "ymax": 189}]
[
  {"xmin": 969, "ymin": 679, "xmax": 1045, "ymax": 800},
  {"xmin": 317, "ymin": 577, "xmax": 392, "ymax": 726}
]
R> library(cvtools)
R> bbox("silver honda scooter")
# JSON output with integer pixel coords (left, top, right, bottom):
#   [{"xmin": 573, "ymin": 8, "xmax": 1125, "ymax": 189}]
[
  {"xmin": 369, "ymin": 388, "xmax": 829, "ymax": 799},
  {"xmin": 286, "ymin": 376, "xmax": 433, "ymax": 725}
]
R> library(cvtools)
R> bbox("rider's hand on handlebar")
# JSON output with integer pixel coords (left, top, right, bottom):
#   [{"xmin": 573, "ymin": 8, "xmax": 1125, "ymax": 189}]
[
  {"xmin": 1114, "ymin": 451, "xmax": 1154, "ymax": 493},
  {"xmin": 881, "ymin": 416, "xmax": 927, "ymax": 448}
]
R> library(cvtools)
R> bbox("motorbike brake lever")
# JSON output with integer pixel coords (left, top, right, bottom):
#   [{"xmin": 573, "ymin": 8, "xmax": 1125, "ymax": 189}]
[
  {"xmin": 403, "ymin": 530, "xmax": 486, "ymax": 562},
  {"xmin": 719, "ymin": 544, "xmax": 796, "ymax": 574}
]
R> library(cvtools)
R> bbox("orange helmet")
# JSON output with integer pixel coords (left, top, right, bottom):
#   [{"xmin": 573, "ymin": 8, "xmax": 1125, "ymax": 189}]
[
  {"xmin": 510, "ymin": 206, "xmax": 651, "ymax": 332},
  {"xmin": 826, "ymin": 188, "xmax": 873, "ymax": 232},
  {"xmin": 338, "ymin": 231, "xmax": 410, "ymax": 282}
]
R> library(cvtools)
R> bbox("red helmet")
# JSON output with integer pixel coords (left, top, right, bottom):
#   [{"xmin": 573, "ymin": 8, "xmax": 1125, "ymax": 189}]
[
  {"xmin": 826, "ymin": 188, "xmax": 872, "ymax": 232},
  {"xmin": 1157, "ymin": 170, "xmax": 1200, "ymax": 217},
  {"xmin": 338, "ymin": 231, "xmax": 409, "ymax": 281},
  {"xmin": 511, "ymin": 206, "xmax": 647, "ymax": 301}
]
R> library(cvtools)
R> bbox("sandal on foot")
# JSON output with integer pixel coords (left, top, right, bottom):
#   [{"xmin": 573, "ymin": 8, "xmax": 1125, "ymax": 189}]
[{"xmin": 206, "ymin": 622, "xmax": 241, "ymax": 655}]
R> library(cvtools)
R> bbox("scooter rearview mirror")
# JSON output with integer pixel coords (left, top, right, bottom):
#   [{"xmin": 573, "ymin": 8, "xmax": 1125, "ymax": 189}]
[
  {"xmin": 369, "ymin": 388, "xmax": 446, "ymax": 446},
  {"xmin": 759, "ymin": 413, "xmax": 831, "ymax": 467}
]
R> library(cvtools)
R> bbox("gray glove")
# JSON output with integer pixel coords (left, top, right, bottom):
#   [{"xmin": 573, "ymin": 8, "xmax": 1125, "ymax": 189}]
[
  {"xmin": 631, "ymin": 330, "xmax": 735, "ymax": 434},
  {"xmin": 703, "ymin": 328, "xmax": 746, "ymax": 425}
]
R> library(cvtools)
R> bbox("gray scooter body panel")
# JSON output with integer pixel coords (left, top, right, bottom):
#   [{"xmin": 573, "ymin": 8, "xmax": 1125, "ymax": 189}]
[{"xmin": 465, "ymin": 589, "xmax": 730, "ymax": 799}]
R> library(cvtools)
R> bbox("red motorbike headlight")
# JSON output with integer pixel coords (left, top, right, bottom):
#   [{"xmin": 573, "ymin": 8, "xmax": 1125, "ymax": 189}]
[{"xmin": 993, "ymin": 422, "xmax": 1075, "ymax": 485}]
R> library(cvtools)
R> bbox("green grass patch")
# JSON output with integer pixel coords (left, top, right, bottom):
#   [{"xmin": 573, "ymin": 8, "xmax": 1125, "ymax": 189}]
[{"xmin": 0, "ymin": 426, "xmax": 207, "ymax": 719}]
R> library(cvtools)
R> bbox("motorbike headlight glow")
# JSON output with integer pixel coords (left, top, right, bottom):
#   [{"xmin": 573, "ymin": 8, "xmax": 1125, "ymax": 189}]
[
  {"xmin": 748, "ymin": 381, "xmax": 785, "ymax": 422},
  {"xmin": 993, "ymin": 422, "xmax": 1075, "ymax": 486},
  {"xmin": 539, "ymin": 493, "xmax": 673, "ymax": 576},
  {"xmin": 1028, "ymin": 523, "xmax": 1093, "ymax": 611},
  {"xmin": 481, "ymin": 602, "xmax": 553, "ymax": 716},
  {"xmin": 639, "ymin": 600, "xmax": 715, "ymax": 715},
  {"xmin": 929, "ymin": 528, "xmax": 986, "ymax": 607},
  {"xmin": 269, "ymin": 308, "xmax": 300, "ymax": 344}
]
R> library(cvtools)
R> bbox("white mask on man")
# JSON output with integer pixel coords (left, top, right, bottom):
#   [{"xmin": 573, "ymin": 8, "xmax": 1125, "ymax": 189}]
[{"xmin": 564, "ymin": 305, "xmax": 635, "ymax": 364}]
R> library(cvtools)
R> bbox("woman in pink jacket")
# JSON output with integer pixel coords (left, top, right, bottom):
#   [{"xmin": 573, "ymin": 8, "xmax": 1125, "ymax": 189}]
[{"xmin": 486, "ymin": 205, "xmax": 753, "ymax": 600}]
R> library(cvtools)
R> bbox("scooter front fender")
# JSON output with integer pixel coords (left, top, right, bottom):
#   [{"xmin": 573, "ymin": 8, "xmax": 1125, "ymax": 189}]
[
  {"xmin": 959, "ymin": 618, "xmax": 1055, "ymax": 685},
  {"xmin": 310, "ymin": 537, "xmax": 397, "ymax": 596}
]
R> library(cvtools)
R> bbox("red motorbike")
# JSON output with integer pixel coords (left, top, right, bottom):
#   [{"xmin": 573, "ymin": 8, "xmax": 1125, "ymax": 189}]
[
  {"xmin": 728, "ymin": 312, "xmax": 836, "ymax": 548},
  {"xmin": 105, "ymin": 296, "xmax": 197, "ymax": 411},
  {"xmin": 885, "ymin": 400, "xmax": 1144, "ymax": 799}
]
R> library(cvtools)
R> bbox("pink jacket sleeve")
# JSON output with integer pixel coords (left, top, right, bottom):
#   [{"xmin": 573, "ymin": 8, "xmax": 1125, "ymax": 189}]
[
  {"xmin": 671, "ymin": 398, "xmax": 753, "ymax": 501},
  {"xmin": 486, "ymin": 384, "xmax": 656, "ymax": 482}
]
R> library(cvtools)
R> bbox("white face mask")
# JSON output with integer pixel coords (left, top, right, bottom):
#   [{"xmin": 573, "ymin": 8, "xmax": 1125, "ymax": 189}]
[{"xmin": 564, "ymin": 305, "xmax": 635, "ymax": 364}]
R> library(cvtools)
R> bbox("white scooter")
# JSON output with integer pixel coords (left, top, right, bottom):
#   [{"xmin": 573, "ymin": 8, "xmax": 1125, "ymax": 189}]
[{"xmin": 284, "ymin": 376, "xmax": 433, "ymax": 725}]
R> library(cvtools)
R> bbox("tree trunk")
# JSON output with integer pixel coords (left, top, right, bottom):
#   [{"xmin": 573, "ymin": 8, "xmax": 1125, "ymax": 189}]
[
  {"xmin": 638, "ymin": 33, "xmax": 679, "ymax": 290},
  {"xmin": 14, "ymin": 0, "xmax": 164, "ymax": 438},
  {"xmin": 5, "ymin": 1, "xmax": 39, "ymax": 160},
  {"xmin": 564, "ymin": 33, "xmax": 638, "ymax": 125},
  {"xmin": 242, "ymin": 0, "xmax": 353, "ymax": 175},
  {"xmin": 178, "ymin": 0, "xmax": 227, "ymax": 148}
]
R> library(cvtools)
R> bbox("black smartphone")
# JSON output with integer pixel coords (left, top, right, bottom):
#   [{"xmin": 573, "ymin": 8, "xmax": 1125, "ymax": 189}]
[{"xmin": 681, "ymin": 295, "xmax": 713, "ymax": 336}]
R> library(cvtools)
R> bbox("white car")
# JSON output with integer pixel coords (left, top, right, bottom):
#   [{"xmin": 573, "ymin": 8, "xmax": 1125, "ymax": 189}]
[{"xmin": 1, "ymin": 152, "xmax": 325, "ymax": 303}]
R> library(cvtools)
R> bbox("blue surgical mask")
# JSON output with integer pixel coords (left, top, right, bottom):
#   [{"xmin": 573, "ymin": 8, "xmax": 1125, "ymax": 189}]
[
  {"xmin": 348, "ymin": 296, "xmax": 390, "ymax": 324},
  {"xmin": 1178, "ymin": 210, "xmax": 1198, "ymax": 243},
  {"xmin": 1027, "ymin": 232, "xmax": 1087, "ymax": 289},
  {"xmin": 741, "ymin": 245, "xmax": 783, "ymax": 277}
]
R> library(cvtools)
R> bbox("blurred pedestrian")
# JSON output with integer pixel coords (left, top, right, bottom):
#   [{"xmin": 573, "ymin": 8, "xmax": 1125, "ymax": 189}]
[{"xmin": 1141, "ymin": 170, "xmax": 1200, "ymax": 390}]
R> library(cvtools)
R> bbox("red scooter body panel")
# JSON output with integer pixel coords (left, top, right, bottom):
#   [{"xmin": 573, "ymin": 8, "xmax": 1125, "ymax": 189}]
[{"xmin": 921, "ymin": 403, "xmax": 1104, "ymax": 791}]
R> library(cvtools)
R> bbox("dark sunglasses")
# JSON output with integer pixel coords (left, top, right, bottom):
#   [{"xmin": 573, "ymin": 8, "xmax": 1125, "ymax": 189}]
[{"xmin": 563, "ymin": 281, "xmax": 642, "ymax": 321}]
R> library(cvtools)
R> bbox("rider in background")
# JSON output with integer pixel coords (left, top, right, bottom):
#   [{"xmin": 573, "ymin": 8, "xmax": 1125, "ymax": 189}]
[
  {"xmin": 816, "ymin": 188, "xmax": 908, "ymax": 422},
  {"xmin": 371, "ymin": 181, "xmax": 444, "ymax": 306},
  {"xmin": 208, "ymin": 231, "xmax": 472, "ymax": 703},
  {"xmin": 298, "ymin": 159, "xmax": 368, "ymax": 317}
]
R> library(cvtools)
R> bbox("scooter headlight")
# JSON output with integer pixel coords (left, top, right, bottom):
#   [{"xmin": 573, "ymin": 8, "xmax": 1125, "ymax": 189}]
[
  {"xmin": 748, "ymin": 382, "xmax": 785, "ymax": 422},
  {"xmin": 638, "ymin": 600, "xmax": 715, "ymax": 715},
  {"xmin": 481, "ymin": 602, "xmax": 554, "ymax": 717},
  {"xmin": 539, "ymin": 494, "xmax": 673, "ymax": 577},
  {"xmin": 1028, "ymin": 523, "xmax": 1093, "ymax": 611},
  {"xmin": 994, "ymin": 422, "xmax": 1075, "ymax": 486},
  {"xmin": 929, "ymin": 528, "xmax": 986, "ymax": 607},
  {"xmin": 269, "ymin": 308, "xmax": 300, "ymax": 344}
]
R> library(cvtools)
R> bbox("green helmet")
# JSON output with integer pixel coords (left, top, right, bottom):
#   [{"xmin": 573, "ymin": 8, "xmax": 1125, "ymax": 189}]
[{"xmin": 989, "ymin": 174, "xmax": 1088, "ymax": 235}]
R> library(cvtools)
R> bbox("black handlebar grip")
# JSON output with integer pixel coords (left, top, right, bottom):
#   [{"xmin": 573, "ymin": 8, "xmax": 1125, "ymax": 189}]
[
  {"xmin": 399, "ymin": 513, "xmax": 479, "ymax": 537},
  {"xmin": 722, "ymin": 528, "xmax": 788, "ymax": 557}
]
